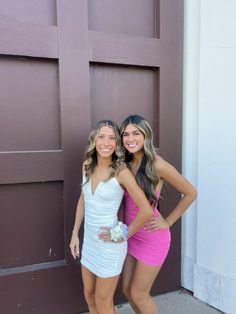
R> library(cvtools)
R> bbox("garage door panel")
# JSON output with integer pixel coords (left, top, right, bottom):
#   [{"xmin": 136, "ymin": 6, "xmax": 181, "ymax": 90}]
[
  {"xmin": 0, "ymin": 57, "xmax": 60, "ymax": 151},
  {"xmin": 0, "ymin": 182, "xmax": 64, "ymax": 268},
  {"xmin": 0, "ymin": 0, "xmax": 56, "ymax": 26},
  {"xmin": 90, "ymin": 64, "xmax": 158, "ymax": 134},
  {"xmin": 88, "ymin": 0, "xmax": 156, "ymax": 37}
]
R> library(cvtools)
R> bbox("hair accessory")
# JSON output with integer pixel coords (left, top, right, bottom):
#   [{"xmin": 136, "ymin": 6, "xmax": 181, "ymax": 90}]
[{"xmin": 110, "ymin": 221, "xmax": 128, "ymax": 242}]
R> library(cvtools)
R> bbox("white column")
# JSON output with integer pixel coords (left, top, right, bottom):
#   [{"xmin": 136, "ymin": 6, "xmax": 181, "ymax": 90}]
[{"xmin": 182, "ymin": 0, "xmax": 200, "ymax": 292}]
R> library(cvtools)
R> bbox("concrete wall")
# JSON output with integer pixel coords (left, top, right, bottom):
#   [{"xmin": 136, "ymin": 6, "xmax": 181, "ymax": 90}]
[{"xmin": 182, "ymin": 1, "xmax": 236, "ymax": 313}]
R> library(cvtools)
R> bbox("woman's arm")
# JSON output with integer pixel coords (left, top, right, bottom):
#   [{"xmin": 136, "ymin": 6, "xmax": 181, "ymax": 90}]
[
  {"xmin": 158, "ymin": 157, "xmax": 197, "ymax": 226},
  {"xmin": 70, "ymin": 192, "xmax": 85, "ymax": 259},
  {"xmin": 145, "ymin": 156, "xmax": 197, "ymax": 230},
  {"xmin": 117, "ymin": 168, "xmax": 153, "ymax": 238},
  {"xmin": 71, "ymin": 191, "xmax": 85, "ymax": 235}
]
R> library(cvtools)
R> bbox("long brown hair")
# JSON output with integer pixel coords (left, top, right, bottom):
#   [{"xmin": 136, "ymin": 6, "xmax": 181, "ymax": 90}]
[{"xmin": 120, "ymin": 114, "xmax": 159, "ymax": 206}]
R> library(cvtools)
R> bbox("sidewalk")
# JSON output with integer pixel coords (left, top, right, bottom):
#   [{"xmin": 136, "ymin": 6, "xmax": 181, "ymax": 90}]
[{"xmin": 81, "ymin": 290, "xmax": 223, "ymax": 314}]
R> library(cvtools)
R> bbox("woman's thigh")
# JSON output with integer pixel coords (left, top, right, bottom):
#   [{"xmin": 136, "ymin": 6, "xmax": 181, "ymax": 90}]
[
  {"xmin": 122, "ymin": 254, "xmax": 137, "ymax": 291},
  {"xmin": 95, "ymin": 275, "xmax": 120, "ymax": 302},
  {"xmin": 131, "ymin": 261, "xmax": 162, "ymax": 295},
  {"xmin": 81, "ymin": 265, "xmax": 96, "ymax": 294}
]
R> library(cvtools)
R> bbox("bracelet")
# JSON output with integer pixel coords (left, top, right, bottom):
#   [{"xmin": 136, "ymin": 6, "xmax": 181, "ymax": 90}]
[
  {"xmin": 165, "ymin": 217, "xmax": 173, "ymax": 227},
  {"xmin": 110, "ymin": 221, "xmax": 128, "ymax": 242}
]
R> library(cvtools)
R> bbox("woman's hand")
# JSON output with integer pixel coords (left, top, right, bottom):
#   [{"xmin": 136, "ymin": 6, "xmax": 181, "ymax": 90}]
[
  {"xmin": 144, "ymin": 214, "xmax": 170, "ymax": 231},
  {"xmin": 98, "ymin": 226, "xmax": 111, "ymax": 241},
  {"xmin": 70, "ymin": 232, "xmax": 80, "ymax": 259},
  {"xmin": 98, "ymin": 226, "xmax": 125, "ymax": 243}
]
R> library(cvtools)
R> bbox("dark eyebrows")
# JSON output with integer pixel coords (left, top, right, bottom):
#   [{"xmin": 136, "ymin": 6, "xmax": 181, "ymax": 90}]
[{"xmin": 122, "ymin": 130, "xmax": 140, "ymax": 135}]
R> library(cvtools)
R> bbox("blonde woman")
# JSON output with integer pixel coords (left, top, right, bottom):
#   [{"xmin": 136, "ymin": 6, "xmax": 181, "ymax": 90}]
[{"xmin": 70, "ymin": 120, "xmax": 153, "ymax": 314}]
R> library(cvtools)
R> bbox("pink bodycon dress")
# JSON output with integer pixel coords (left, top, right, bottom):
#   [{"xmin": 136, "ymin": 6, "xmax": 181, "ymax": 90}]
[{"xmin": 124, "ymin": 190, "xmax": 171, "ymax": 266}]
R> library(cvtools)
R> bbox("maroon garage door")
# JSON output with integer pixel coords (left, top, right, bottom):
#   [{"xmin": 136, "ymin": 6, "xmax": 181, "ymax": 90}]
[{"xmin": 0, "ymin": 1, "xmax": 183, "ymax": 313}]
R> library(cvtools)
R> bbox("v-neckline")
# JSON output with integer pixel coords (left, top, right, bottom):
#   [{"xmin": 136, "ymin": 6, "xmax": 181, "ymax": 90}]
[
  {"xmin": 90, "ymin": 178, "xmax": 104, "ymax": 196},
  {"xmin": 90, "ymin": 177, "xmax": 113, "ymax": 196},
  {"xmin": 88, "ymin": 177, "xmax": 123, "ymax": 197}
]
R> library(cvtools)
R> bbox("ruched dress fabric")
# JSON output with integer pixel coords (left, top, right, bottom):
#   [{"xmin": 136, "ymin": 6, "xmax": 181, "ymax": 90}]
[
  {"xmin": 81, "ymin": 176, "xmax": 127, "ymax": 278},
  {"xmin": 124, "ymin": 190, "xmax": 171, "ymax": 266}
]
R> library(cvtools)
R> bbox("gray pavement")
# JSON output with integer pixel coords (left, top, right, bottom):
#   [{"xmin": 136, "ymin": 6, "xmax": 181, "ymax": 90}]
[{"xmin": 81, "ymin": 290, "xmax": 223, "ymax": 314}]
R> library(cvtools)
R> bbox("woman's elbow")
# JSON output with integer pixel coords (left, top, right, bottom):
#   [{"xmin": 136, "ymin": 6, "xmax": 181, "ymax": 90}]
[{"xmin": 190, "ymin": 188, "xmax": 197, "ymax": 202}]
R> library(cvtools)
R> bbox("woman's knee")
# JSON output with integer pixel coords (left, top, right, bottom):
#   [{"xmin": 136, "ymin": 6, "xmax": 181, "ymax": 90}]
[
  {"xmin": 95, "ymin": 295, "xmax": 113, "ymax": 313},
  {"xmin": 130, "ymin": 286, "xmax": 148, "ymax": 305},
  {"xmin": 122, "ymin": 282, "xmax": 131, "ymax": 298},
  {"xmin": 84, "ymin": 288, "xmax": 95, "ymax": 306}
]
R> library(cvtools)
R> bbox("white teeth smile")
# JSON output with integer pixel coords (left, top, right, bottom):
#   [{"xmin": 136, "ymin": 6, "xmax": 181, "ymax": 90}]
[{"xmin": 128, "ymin": 144, "xmax": 136, "ymax": 148}]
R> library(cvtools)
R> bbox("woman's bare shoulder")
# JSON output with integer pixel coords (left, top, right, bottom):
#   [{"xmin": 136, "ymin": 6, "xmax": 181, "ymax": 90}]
[
  {"xmin": 116, "ymin": 164, "xmax": 134, "ymax": 184},
  {"xmin": 116, "ymin": 162, "xmax": 128, "ymax": 174},
  {"xmin": 155, "ymin": 155, "xmax": 175, "ymax": 177},
  {"xmin": 154, "ymin": 154, "xmax": 165, "ymax": 169},
  {"xmin": 155, "ymin": 155, "xmax": 171, "ymax": 167}
]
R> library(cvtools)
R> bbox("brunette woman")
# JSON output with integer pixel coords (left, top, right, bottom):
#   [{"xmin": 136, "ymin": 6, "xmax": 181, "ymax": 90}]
[{"xmin": 119, "ymin": 114, "xmax": 197, "ymax": 314}]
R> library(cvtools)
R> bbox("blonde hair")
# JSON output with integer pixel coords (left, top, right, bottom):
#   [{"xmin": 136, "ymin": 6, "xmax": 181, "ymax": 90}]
[{"xmin": 84, "ymin": 120, "xmax": 125, "ymax": 182}]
